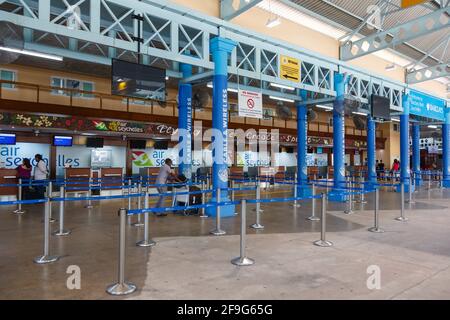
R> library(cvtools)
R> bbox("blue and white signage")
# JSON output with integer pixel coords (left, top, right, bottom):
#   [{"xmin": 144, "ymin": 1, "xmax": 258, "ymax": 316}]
[{"xmin": 409, "ymin": 90, "xmax": 446, "ymax": 121}]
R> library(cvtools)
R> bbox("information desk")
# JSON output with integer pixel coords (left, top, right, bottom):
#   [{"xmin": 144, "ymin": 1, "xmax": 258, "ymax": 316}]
[
  {"xmin": 100, "ymin": 168, "xmax": 123, "ymax": 189},
  {"xmin": 65, "ymin": 167, "xmax": 91, "ymax": 192}
]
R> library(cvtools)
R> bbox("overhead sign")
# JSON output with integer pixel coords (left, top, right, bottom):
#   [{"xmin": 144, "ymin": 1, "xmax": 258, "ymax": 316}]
[
  {"xmin": 409, "ymin": 90, "xmax": 446, "ymax": 121},
  {"xmin": 280, "ymin": 55, "xmax": 300, "ymax": 83},
  {"xmin": 401, "ymin": 0, "xmax": 429, "ymax": 8},
  {"xmin": 238, "ymin": 89, "xmax": 263, "ymax": 119}
]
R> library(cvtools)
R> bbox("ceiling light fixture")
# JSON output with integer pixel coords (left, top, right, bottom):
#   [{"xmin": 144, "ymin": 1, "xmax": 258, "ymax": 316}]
[
  {"xmin": 316, "ymin": 104, "xmax": 333, "ymax": 111},
  {"xmin": 207, "ymin": 82, "xmax": 239, "ymax": 93},
  {"xmin": 269, "ymin": 95, "xmax": 295, "ymax": 103},
  {"xmin": 0, "ymin": 46, "xmax": 63, "ymax": 61},
  {"xmin": 266, "ymin": 15, "xmax": 281, "ymax": 28},
  {"xmin": 352, "ymin": 111, "xmax": 368, "ymax": 116},
  {"xmin": 428, "ymin": 125, "xmax": 438, "ymax": 129},
  {"xmin": 270, "ymin": 82, "xmax": 295, "ymax": 91}
]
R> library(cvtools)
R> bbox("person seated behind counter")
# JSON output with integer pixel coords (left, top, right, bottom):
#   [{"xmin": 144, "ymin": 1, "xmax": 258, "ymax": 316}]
[{"xmin": 154, "ymin": 158, "xmax": 181, "ymax": 216}]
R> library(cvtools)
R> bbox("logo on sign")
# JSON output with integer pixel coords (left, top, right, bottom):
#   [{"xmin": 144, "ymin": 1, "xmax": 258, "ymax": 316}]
[{"xmin": 247, "ymin": 99, "xmax": 255, "ymax": 109}]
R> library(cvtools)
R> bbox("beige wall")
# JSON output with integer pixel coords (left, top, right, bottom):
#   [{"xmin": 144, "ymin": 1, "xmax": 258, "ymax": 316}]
[
  {"xmin": 376, "ymin": 122, "xmax": 400, "ymax": 167},
  {"xmin": 170, "ymin": 0, "xmax": 220, "ymax": 16}
]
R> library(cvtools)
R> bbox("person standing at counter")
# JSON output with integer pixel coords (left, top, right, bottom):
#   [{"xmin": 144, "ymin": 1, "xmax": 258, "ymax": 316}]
[
  {"xmin": 154, "ymin": 158, "xmax": 179, "ymax": 216},
  {"xmin": 33, "ymin": 154, "xmax": 48, "ymax": 199},
  {"xmin": 16, "ymin": 158, "xmax": 32, "ymax": 200}
]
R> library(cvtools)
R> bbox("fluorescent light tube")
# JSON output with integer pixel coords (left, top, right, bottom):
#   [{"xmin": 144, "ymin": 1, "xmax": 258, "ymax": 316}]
[
  {"xmin": 352, "ymin": 111, "xmax": 368, "ymax": 116},
  {"xmin": 0, "ymin": 46, "xmax": 63, "ymax": 61},
  {"xmin": 270, "ymin": 82, "xmax": 295, "ymax": 91},
  {"xmin": 316, "ymin": 104, "xmax": 333, "ymax": 110},
  {"xmin": 428, "ymin": 125, "xmax": 438, "ymax": 129},
  {"xmin": 269, "ymin": 95, "xmax": 294, "ymax": 103},
  {"xmin": 391, "ymin": 118, "xmax": 400, "ymax": 122}
]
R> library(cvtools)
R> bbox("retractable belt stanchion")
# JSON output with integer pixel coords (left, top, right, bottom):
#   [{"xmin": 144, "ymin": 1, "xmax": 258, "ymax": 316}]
[
  {"xmin": 53, "ymin": 185, "xmax": 71, "ymax": 236},
  {"xmin": 231, "ymin": 180, "xmax": 235, "ymax": 201},
  {"xmin": 106, "ymin": 208, "xmax": 137, "ymax": 296},
  {"xmin": 396, "ymin": 181, "xmax": 409, "ymax": 222},
  {"xmin": 313, "ymin": 194, "xmax": 333, "ymax": 247},
  {"xmin": 368, "ymin": 188, "xmax": 384, "ymax": 233},
  {"xmin": 199, "ymin": 181, "xmax": 208, "ymax": 218},
  {"xmin": 344, "ymin": 181, "xmax": 354, "ymax": 215},
  {"xmin": 34, "ymin": 198, "xmax": 59, "ymax": 264},
  {"xmin": 85, "ymin": 177, "xmax": 93, "ymax": 209},
  {"xmin": 250, "ymin": 184, "xmax": 264, "ymax": 229},
  {"xmin": 127, "ymin": 178, "xmax": 132, "ymax": 212},
  {"xmin": 47, "ymin": 181, "xmax": 56, "ymax": 223},
  {"xmin": 210, "ymin": 188, "xmax": 226, "ymax": 236},
  {"xmin": 132, "ymin": 177, "xmax": 144, "ymax": 227},
  {"xmin": 306, "ymin": 182, "xmax": 320, "ymax": 221},
  {"xmin": 137, "ymin": 192, "xmax": 156, "ymax": 247},
  {"xmin": 407, "ymin": 174, "xmax": 415, "ymax": 204},
  {"xmin": 13, "ymin": 178, "xmax": 25, "ymax": 214},
  {"xmin": 357, "ymin": 176, "xmax": 367, "ymax": 204},
  {"xmin": 292, "ymin": 181, "xmax": 301, "ymax": 208},
  {"xmin": 231, "ymin": 199, "xmax": 254, "ymax": 266}
]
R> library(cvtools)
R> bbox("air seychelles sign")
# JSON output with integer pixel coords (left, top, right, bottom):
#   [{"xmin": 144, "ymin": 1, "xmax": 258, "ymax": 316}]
[{"xmin": 409, "ymin": 90, "xmax": 446, "ymax": 121}]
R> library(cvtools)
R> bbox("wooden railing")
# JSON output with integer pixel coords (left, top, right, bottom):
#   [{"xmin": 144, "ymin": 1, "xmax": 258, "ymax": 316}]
[{"xmin": 0, "ymin": 80, "xmax": 382, "ymax": 138}]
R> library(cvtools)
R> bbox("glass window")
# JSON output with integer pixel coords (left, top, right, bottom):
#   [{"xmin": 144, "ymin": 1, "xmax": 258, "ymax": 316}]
[
  {"xmin": 82, "ymin": 81, "xmax": 94, "ymax": 98},
  {"xmin": 51, "ymin": 77, "xmax": 65, "ymax": 95},
  {"xmin": 0, "ymin": 69, "xmax": 16, "ymax": 89},
  {"xmin": 51, "ymin": 77, "xmax": 94, "ymax": 98}
]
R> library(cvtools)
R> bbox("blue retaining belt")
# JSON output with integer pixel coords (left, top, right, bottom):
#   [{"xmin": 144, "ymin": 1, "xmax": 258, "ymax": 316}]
[
  {"xmin": 128, "ymin": 200, "xmax": 241, "ymax": 215},
  {"xmin": 0, "ymin": 199, "xmax": 48, "ymax": 206},
  {"xmin": 247, "ymin": 194, "xmax": 322, "ymax": 204}
]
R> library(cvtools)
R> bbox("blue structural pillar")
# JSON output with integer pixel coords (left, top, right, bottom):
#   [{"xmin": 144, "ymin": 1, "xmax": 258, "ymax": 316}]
[
  {"xmin": 329, "ymin": 73, "xmax": 346, "ymax": 202},
  {"xmin": 206, "ymin": 36, "xmax": 236, "ymax": 217},
  {"xmin": 412, "ymin": 123, "xmax": 422, "ymax": 186},
  {"xmin": 367, "ymin": 116, "xmax": 377, "ymax": 190},
  {"xmin": 178, "ymin": 62, "xmax": 193, "ymax": 179},
  {"xmin": 443, "ymin": 107, "xmax": 450, "ymax": 188},
  {"xmin": 296, "ymin": 90, "xmax": 311, "ymax": 197},
  {"xmin": 397, "ymin": 94, "xmax": 413, "ymax": 192}
]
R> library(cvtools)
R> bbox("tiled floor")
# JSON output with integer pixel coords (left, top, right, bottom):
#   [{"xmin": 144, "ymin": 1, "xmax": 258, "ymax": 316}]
[{"xmin": 0, "ymin": 185, "xmax": 449, "ymax": 299}]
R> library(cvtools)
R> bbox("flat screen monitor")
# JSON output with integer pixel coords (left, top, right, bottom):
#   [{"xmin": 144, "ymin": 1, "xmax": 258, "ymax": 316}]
[
  {"xmin": 53, "ymin": 135, "xmax": 73, "ymax": 147},
  {"xmin": 0, "ymin": 133, "xmax": 16, "ymax": 145},
  {"xmin": 371, "ymin": 95, "xmax": 391, "ymax": 120},
  {"xmin": 153, "ymin": 140, "xmax": 168, "ymax": 150},
  {"xmin": 130, "ymin": 139, "xmax": 147, "ymax": 149},
  {"xmin": 111, "ymin": 59, "xmax": 166, "ymax": 101},
  {"xmin": 86, "ymin": 137, "xmax": 104, "ymax": 148}
]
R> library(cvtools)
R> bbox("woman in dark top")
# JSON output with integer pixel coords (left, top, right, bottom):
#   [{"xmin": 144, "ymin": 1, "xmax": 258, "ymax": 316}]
[{"xmin": 16, "ymin": 158, "xmax": 32, "ymax": 199}]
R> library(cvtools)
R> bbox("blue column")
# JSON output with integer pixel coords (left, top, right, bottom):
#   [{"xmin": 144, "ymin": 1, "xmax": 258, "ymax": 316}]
[
  {"xmin": 178, "ymin": 63, "xmax": 193, "ymax": 179},
  {"xmin": 412, "ymin": 123, "xmax": 422, "ymax": 186},
  {"xmin": 397, "ymin": 94, "xmax": 413, "ymax": 192},
  {"xmin": 296, "ymin": 90, "xmax": 311, "ymax": 197},
  {"xmin": 329, "ymin": 73, "xmax": 346, "ymax": 202},
  {"xmin": 367, "ymin": 116, "xmax": 377, "ymax": 190},
  {"xmin": 443, "ymin": 107, "xmax": 450, "ymax": 188},
  {"xmin": 206, "ymin": 37, "xmax": 236, "ymax": 217}
]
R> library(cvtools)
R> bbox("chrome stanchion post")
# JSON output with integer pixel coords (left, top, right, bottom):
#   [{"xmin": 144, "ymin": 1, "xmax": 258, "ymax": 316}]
[
  {"xmin": 252, "ymin": 183, "xmax": 264, "ymax": 213},
  {"xmin": 34, "ymin": 198, "xmax": 59, "ymax": 264},
  {"xmin": 251, "ymin": 184, "xmax": 264, "ymax": 229},
  {"xmin": 137, "ymin": 192, "xmax": 156, "ymax": 247},
  {"xmin": 231, "ymin": 180, "xmax": 235, "ymax": 201},
  {"xmin": 369, "ymin": 188, "xmax": 385, "ymax": 233},
  {"xmin": 231, "ymin": 200, "xmax": 254, "ymax": 266},
  {"xmin": 132, "ymin": 178, "xmax": 144, "ymax": 227},
  {"xmin": 13, "ymin": 178, "xmax": 25, "ymax": 214},
  {"xmin": 106, "ymin": 208, "xmax": 137, "ymax": 295},
  {"xmin": 85, "ymin": 177, "xmax": 93, "ymax": 209},
  {"xmin": 47, "ymin": 181, "xmax": 56, "ymax": 223},
  {"xmin": 292, "ymin": 181, "xmax": 301, "ymax": 208},
  {"xmin": 313, "ymin": 194, "xmax": 333, "ymax": 247},
  {"xmin": 396, "ymin": 181, "xmax": 409, "ymax": 222},
  {"xmin": 53, "ymin": 185, "xmax": 70, "ymax": 236},
  {"xmin": 344, "ymin": 180, "xmax": 354, "ymax": 214},
  {"xmin": 127, "ymin": 178, "xmax": 132, "ymax": 211},
  {"xmin": 307, "ymin": 182, "xmax": 320, "ymax": 221},
  {"xmin": 199, "ymin": 182, "xmax": 208, "ymax": 218},
  {"xmin": 210, "ymin": 188, "xmax": 226, "ymax": 236}
]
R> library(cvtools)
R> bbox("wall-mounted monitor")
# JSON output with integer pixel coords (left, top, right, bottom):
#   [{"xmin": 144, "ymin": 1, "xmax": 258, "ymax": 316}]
[
  {"xmin": 86, "ymin": 137, "xmax": 104, "ymax": 148},
  {"xmin": 153, "ymin": 140, "xmax": 168, "ymax": 150},
  {"xmin": 53, "ymin": 135, "xmax": 73, "ymax": 147},
  {"xmin": 371, "ymin": 95, "xmax": 391, "ymax": 120},
  {"xmin": 0, "ymin": 133, "xmax": 16, "ymax": 145},
  {"xmin": 130, "ymin": 139, "xmax": 147, "ymax": 149},
  {"xmin": 111, "ymin": 59, "xmax": 166, "ymax": 101}
]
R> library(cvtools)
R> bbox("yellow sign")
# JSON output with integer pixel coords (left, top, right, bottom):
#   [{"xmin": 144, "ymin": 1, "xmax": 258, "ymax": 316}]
[
  {"xmin": 401, "ymin": 0, "xmax": 429, "ymax": 8},
  {"xmin": 280, "ymin": 55, "xmax": 300, "ymax": 83}
]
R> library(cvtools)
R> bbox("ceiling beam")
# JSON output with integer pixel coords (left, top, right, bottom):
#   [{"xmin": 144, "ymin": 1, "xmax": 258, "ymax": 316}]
[
  {"xmin": 340, "ymin": 6, "xmax": 450, "ymax": 61},
  {"xmin": 220, "ymin": 0, "xmax": 263, "ymax": 21},
  {"xmin": 406, "ymin": 62, "xmax": 450, "ymax": 83}
]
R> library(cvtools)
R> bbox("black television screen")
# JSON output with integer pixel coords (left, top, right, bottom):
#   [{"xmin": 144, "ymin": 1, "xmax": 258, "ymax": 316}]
[
  {"xmin": 0, "ymin": 133, "xmax": 16, "ymax": 145},
  {"xmin": 153, "ymin": 140, "xmax": 168, "ymax": 150},
  {"xmin": 53, "ymin": 135, "xmax": 73, "ymax": 147},
  {"xmin": 111, "ymin": 59, "xmax": 166, "ymax": 101},
  {"xmin": 86, "ymin": 137, "xmax": 104, "ymax": 148},
  {"xmin": 371, "ymin": 95, "xmax": 390, "ymax": 120},
  {"xmin": 130, "ymin": 139, "xmax": 146, "ymax": 149}
]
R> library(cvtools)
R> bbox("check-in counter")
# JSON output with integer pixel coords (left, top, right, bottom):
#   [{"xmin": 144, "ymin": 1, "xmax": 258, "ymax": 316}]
[
  {"xmin": 100, "ymin": 168, "xmax": 123, "ymax": 190},
  {"xmin": 65, "ymin": 168, "xmax": 91, "ymax": 192},
  {"xmin": 0, "ymin": 168, "xmax": 18, "ymax": 196},
  {"xmin": 230, "ymin": 166, "xmax": 244, "ymax": 180}
]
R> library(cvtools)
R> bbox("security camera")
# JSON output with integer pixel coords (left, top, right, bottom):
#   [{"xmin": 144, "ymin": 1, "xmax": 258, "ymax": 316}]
[
  {"xmin": 122, "ymin": 135, "xmax": 127, "ymax": 141},
  {"xmin": 34, "ymin": 129, "xmax": 40, "ymax": 136}
]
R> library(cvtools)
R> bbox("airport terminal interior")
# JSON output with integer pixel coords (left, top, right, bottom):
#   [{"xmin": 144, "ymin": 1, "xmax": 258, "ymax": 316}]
[{"xmin": 0, "ymin": 0, "xmax": 450, "ymax": 301}]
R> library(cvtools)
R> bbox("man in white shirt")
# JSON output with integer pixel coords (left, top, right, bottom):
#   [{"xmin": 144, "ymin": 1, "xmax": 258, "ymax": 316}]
[
  {"xmin": 154, "ymin": 158, "xmax": 178, "ymax": 215},
  {"xmin": 34, "ymin": 154, "xmax": 48, "ymax": 199}
]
